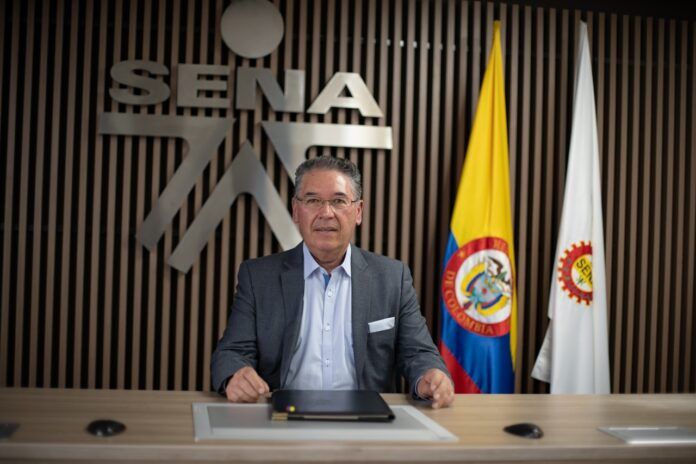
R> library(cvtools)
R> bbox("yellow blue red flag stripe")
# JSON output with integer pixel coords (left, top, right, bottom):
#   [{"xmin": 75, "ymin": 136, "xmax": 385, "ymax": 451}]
[{"xmin": 439, "ymin": 22, "xmax": 516, "ymax": 394}]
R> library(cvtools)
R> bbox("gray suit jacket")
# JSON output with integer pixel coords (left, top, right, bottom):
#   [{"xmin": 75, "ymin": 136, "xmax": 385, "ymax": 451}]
[{"xmin": 211, "ymin": 243, "xmax": 449, "ymax": 394}]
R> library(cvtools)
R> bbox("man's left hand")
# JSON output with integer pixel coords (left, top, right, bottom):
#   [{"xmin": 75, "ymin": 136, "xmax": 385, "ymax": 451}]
[{"xmin": 416, "ymin": 368, "xmax": 455, "ymax": 409}]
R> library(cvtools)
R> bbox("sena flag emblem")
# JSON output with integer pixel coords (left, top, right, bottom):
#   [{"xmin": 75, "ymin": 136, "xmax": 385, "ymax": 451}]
[
  {"xmin": 557, "ymin": 241, "xmax": 593, "ymax": 306},
  {"xmin": 442, "ymin": 237, "xmax": 512, "ymax": 337},
  {"xmin": 531, "ymin": 24, "xmax": 610, "ymax": 393}
]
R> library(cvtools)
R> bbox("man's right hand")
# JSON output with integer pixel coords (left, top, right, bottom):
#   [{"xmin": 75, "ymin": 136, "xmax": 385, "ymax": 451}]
[{"xmin": 225, "ymin": 366, "xmax": 270, "ymax": 403}]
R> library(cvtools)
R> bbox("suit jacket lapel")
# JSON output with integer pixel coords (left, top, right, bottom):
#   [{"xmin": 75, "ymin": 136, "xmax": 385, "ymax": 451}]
[
  {"xmin": 351, "ymin": 245, "xmax": 370, "ymax": 388},
  {"xmin": 280, "ymin": 243, "xmax": 305, "ymax": 387}
]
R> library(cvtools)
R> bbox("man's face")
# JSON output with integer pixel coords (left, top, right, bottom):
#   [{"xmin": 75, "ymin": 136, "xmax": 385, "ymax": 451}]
[{"xmin": 292, "ymin": 169, "xmax": 363, "ymax": 259}]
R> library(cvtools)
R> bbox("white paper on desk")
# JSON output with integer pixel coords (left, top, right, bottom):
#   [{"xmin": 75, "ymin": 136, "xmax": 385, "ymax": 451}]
[
  {"xmin": 192, "ymin": 403, "xmax": 457, "ymax": 442},
  {"xmin": 599, "ymin": 426, "xmax": 696, "ymax": 445}
]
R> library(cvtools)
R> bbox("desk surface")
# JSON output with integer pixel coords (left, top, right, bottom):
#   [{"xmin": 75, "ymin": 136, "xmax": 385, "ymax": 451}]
[{"xmin": 1, "ymin": 388, "xmax": 695, "ymax": 463}]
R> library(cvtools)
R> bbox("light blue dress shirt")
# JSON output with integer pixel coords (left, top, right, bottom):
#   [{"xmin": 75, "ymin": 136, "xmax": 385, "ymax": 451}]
[{"xmin": 285, "ymin": 244, "xmax": 358, "ymax": 390}]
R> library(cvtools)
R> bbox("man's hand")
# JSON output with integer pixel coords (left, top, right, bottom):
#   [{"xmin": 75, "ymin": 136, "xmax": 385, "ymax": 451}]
[
  {"xmin": 225, "ymin": 366, "xmax": 270, "ymax": 403},
  {"xmin": 417, "ymin": 368, "xmax": 455, "ymax": 409}
]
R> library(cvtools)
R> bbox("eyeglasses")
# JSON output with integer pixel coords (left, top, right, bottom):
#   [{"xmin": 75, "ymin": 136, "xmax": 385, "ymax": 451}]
[{"xmin": 295, "ymin": 196, "xmax": 360, "ymax": 211}]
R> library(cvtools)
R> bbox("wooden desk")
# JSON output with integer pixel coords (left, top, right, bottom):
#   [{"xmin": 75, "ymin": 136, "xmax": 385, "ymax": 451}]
[{"xmin": 1, "ymin": 388, "xmax": 695, "ymax": 462}]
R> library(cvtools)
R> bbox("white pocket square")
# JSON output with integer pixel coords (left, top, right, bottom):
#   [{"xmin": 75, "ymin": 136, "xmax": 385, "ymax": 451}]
[{"xmin": 368, "ymin": 317, "xmax": 395, "ymax": 333}]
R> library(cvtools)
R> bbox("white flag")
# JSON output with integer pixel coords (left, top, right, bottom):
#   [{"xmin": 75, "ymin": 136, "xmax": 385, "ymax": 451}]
[{"xmin": 531, "ymin": 22, "xmax": 610, "ymax": 394}]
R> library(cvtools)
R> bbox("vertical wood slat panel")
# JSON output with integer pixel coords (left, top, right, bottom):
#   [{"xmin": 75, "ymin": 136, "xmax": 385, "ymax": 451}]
[
  {"xmin": 685, "ymin": 24, "xmax": 696, "ymax": 392},
  {"xmin": 0, "ymin": 0, "xmax": 6, "ymax": 389},
  {"xmin": 551, "ymin": 8, "xmax": 569, "ymax": 389},
  {"xmin": 636, "ymin": 17, "xmax": 653, "ymax": 393},
  {"xmin": 73, "ymin": 0, "xmax": 95, "ymax": 389},
  {"xmin": 595, "ymin": 13, "xmax": 605, "ymax": 165},
  {"xmin": 399, "ymin": 0, "xmax": 415, "ymax": 263},
  {"xmin": 1, "ymin": 0, "xmax": 21, "ymax": 388},
  {"xmin": 360, "ymin": 0, "xmax": 375, "ymax": 253},
  {"xmin": 89, "ymin": 0, "xmax": 109, "ymax": 389},
  {"xmin": 207, "ymin": 0, "xmax": 223, "ymax": 389},
  {"xmin": 159, "ymin": 0, "xmax": 180, "ymax": 391},
  {"xmin": 623, "ymin": 15, "xmax": 640, "ymax": 393},
  {"xmin": 661, "ymin": 20, "xmax": 676, "ymax": 393},
  {"xmin": 130, "ymin": 0, "xmax": 151, "ymax": 390},
  {"xmin": 1, "ymin": 0, "xmax": 695, "ymax": 394},
  {"xmin": 57, "ymin": 0, "xmax": 80, "ymax": 388},
  {"xmin": 604, "ymin": 13, "xmax": 619, "ymax": 391},
  {"xmin": 538, "ymin": 8, "xmax": 556, "ymax": 391},
  {"xmin": 217, "ymin": 0, "xmax": 235, "ymax": 393},
  {"xmin": 387, "ymin": 0, "xmax": 402, "ymax": 260},
  {"xmin": 648, "ymin": 19, "xmax": 665, "ymax": 393},
  {"xmin": 412, "ymin": 0, "xmax": 428, "ymax": 314},
  {"xmin": 555, "ymin": 9, "xmax": 569, "ymax": 240},
  {"xmin": 612, "ymin": 14, "xmax": 629, "ymax": 393},
  {"xmin": 173, "ymin": 0, "xmax": 195, "ymax": 391},
  {"xmin": 15, "ymin": 0, "xmax": 36, "ymax": 388},
  {"xmin": 117, "ymin": 0, "xmax": 139, "ymax": 390},
  {"xmin": 335, "ymin": 0, "xmax": 348, "ymax": 131},
  {"xmin": 28, "ymin": 0, "xmax": 51, "ymax": 388},
  {"xmin": 201, "ymin": 0, "xmax": 215, "ymax": 391},
  {"xmin": 672, "ymin": 21, "xmax": 688, "ymax": 392},
  {"xmin": 198, "ymin": 0, "xmax": 211, "ymax": 393},
  {"xmin": 424, "ymin": 0, "xmax": 442, "ymax": 332},
  {"xmin": 348, "ymin": 0, "xmax": 363, "ymax": 242},
  {"xmin": 201, "ymin": 0, "xmax": 224, "ymax": 397},
  {"xmin": 323, "ymin": 0, "xmax": 336, "ymax": 135},
  {"xmin": 373, "ymin": 0, "xmax": 390, "ymax": 257},
  {"xmin": 168, "ymin": 0, "xmax": 184, "ymax": 392},
  {"xmin": 454, "ymin": 1, "xmax": 468, "ymax": 188},
  {"xmin": 436, "ymin": 0, "xmax": 456, "ymax": 340},
  {"xmin": 115, "ymin": 0, "xmax": 130, "ymax": 389},
  {"xmin": 539, "ymin": 6, "xmax": 556, "ymax": 391},
  {"xmin": 144, "ymin": 0, "xmax": 168, "ymax": 391},
  {"xmin": 526, "ymin": 7, "xmax": 544, "ymax": 395},
  {"xmin": 517, "ymin": 5, "xmax": 532, "ymax": 393},
  {"xmin": 484, "ymin": 2, "xmax": 493, "ymax": 59},
  {"xmin": 187, "ymin": 0, "xmax": 205, "ymax": 393},
  {"xmin": 106, "ymin": 1, "xmax": 121, "ymax": 388},
  {"xmin": 101, "ymin": 0, "xmax": 122, "ymax": 389},
  {"xmin": 372, "ymin": 0, "xmax": 388, "ymax": 256},
  {"xmin": 262, "ymin": 0, "xmax": 279, "ymax": 259},
  {"xmin": 507, "ymin": 3, "xmax": 522, "ymax": 393},
  {"xmin": 470, "ymin": 1, "xmax": 481, "ymax": 121},
  {"xmin": 43, "ymin": 0, "xmax": 65, "ymax": 388}
]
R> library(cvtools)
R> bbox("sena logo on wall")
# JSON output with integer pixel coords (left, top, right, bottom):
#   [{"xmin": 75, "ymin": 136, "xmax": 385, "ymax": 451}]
[{"xmin": 99, "ymin": 0, "xmax": 393, "ymax": 272}]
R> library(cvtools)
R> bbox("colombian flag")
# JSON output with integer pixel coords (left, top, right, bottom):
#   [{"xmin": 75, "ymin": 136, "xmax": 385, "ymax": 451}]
[{"xmin": 439, "ymin": 22, "xmax": 516, "ymax": 393}]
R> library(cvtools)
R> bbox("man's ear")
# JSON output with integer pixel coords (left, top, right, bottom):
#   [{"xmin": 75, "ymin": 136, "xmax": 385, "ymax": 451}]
[
  {"xmin": 291, "ymin": 198, "xmax": 300, "ymax": 224},
  {"xmin": 355, "ymin": 200, "xmax": 363, "ymax": 226}
]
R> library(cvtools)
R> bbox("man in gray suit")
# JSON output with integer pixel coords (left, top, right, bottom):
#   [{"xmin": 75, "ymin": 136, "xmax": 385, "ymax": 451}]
[{"xmin": 212, "ymin": 156, "xmax": 454, "ymax": 408}]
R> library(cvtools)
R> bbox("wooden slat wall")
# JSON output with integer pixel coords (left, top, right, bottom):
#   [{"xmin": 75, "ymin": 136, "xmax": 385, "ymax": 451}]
[{"xmin": 0, "ymin": 0, "xmax": 694, "ymax": 393}]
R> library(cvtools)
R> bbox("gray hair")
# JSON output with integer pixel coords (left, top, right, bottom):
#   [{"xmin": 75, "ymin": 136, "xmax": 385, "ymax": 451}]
[{"xmin": 294, "ymin": 156, "xmax": 363, "ymax": 200}]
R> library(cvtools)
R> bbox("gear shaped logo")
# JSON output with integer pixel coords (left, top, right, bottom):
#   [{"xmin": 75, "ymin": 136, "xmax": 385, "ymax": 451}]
[{"xmin": 558, "ymin": 241, "xmax": 593, "ymax": 305}]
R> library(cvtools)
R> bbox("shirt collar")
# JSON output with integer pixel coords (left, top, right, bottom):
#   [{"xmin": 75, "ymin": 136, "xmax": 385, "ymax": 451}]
[{"xmin": 302, "ymin": 243, "xmax": 352, "ymax": 279}]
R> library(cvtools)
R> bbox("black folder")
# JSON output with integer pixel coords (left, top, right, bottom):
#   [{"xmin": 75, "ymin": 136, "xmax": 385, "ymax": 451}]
[{"xmin": 271, "ymin": 390, "xmax": 395, "ymax": 422}]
